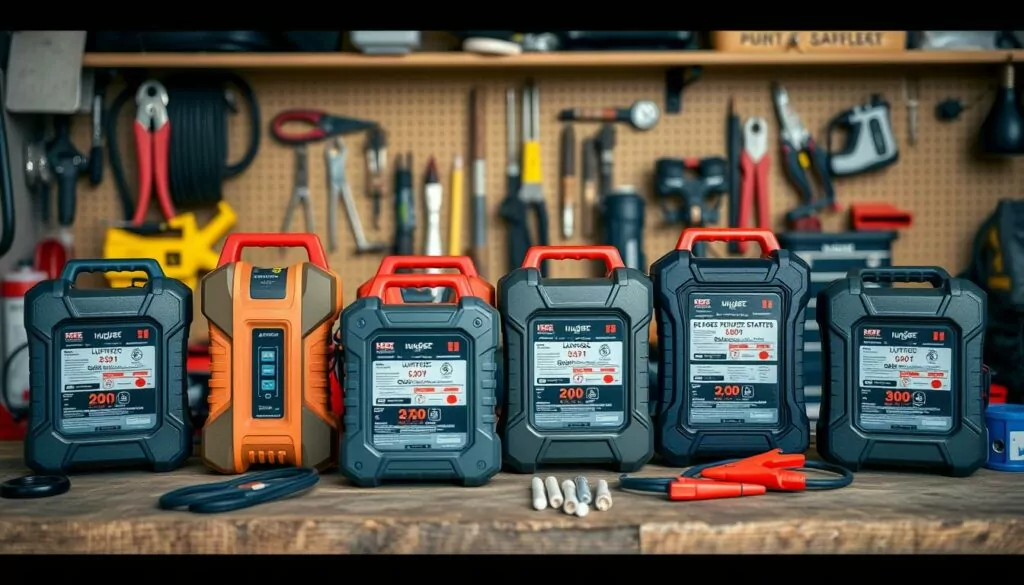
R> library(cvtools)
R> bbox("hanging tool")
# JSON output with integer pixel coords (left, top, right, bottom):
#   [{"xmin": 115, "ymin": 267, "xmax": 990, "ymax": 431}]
[
  {"xmin": 102, "ymin": 201, "xmax": 237, "ymax": 290},
  {"xmin": 772, "ymin": 83, "xmax": 836, "ymax": 232},
  {"xmin": 159, "ymin": 468, "xmax": 320, "ymax": 514},
  {"xmin": 270, "ymin": 109, "xmax": 377, "ymax": 145},
  {"xmin": 500, "ymin": 81, "xmax": 550, "ymax": 275},
  {"xmin": 603, "ymin": 187, "xmax": 645, "ymax": 270},
  {"xmin": 327, "ymin": 137, "xmax": 385, "ymax": 254},
  {"xmin": 737, "ymin": 117, "xmax": 771, "ymax": 254},
  {"xmin": 0, "ymin": 74, "xmax": 15, "ymax": 259},
  {"xmin": 88, "ymin": 70, "xmax": 109, "ymax": 186},
  {"xmin": 726, "ymin": 97, "xmax": 742, "ymax": 253},
  {"xmin": 581, "ymin": 138, "xmax": 598, "ymax": 239},
  {"xmin": 449, "ymin": 156, "xmax": 465, "ymax": 256},
  {"xmin": 280, "ymin": 145, "xmax": 314, "ymax": 234},
  {"xmin": 470, "ymin": 88, "xmax": 488, "ymax": 277},
  {"xmin": 47, "ymin": 116, "xmax": 89, "ymax": 228},
  {"xmin": 424, "ymin": 157, "xmax": 445, "ymax": 299},
  {"xmin": 558, "ymin": 100, "xmax": 661, "ymax": 131},
  {"xmin": 130, "ymin": 81, "xmax": 176, "ymax": 226},
  {"xmin": 980, "ymin": 62, "xmax": 1024, "ymax": 156},
  {"xmin": 596, "ymin": 124, "xmax": 616, "ymax": 198},
  {"xmin": 559, "ymin": 124, "xmax": 576, "ymax": 239},
  {"xmin": 826, "ymin": 95, "xmax": 899, "ymax": 176},
  {"xmin": 500, "ymin": 89, "xmax": 527, "ymax": 272},
  {"xmin": 365, "ymin": 127, "xmax": 387, "ymax": 230},
  {"xmin": 653, "ymin": 156, "xmax": 728, "ymax": 256},
  {"xmin": 903, "ymin": 78, "xmax": 919, "ymax": 146},
  {"xmin": 393, "ymin": 153, "xmax": 415, "ymax": 255}
]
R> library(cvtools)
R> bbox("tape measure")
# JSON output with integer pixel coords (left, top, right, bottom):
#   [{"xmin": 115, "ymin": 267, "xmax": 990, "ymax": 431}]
[{"xmin": 200, "ymin": 234, "xmax": 341, "ymax": 474}]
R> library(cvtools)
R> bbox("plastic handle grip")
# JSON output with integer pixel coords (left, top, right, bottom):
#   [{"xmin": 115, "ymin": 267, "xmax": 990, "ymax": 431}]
[
  {"xmin": 62, "ymin": 259, "xmax": 164, "ymax": 283},
  {"xmin": 855, "ymin": 267, "xmax": 950, "ymax": 287},
  {"xmin": 375, "ymin": 255, "xmax": 479, "ymax": 276},
  {"xmin": 675, "ymin": 228, "xmax": 780, "ymax": 255},
  {"xmin": 366, "ymin": 274, "xmax": 474, "ymax": 303},
  {"xmin": 217, "ymin": 233, "xmax": 329, "ymax": 270},
  {"xmin": 521, "ymin": 246, "xmax": 625, "ymax": 271}
]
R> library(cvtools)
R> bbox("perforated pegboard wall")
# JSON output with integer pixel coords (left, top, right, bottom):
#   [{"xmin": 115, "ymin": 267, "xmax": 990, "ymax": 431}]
[{"xmin": 67, "ymin": 66, "xmax": 1023, "ymax": 340}]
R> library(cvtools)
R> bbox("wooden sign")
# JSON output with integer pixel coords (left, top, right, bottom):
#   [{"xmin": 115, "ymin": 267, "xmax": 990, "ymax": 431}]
[{"xmin": 712, "ymin": 31, "xmax": 907, "ymax": 53}]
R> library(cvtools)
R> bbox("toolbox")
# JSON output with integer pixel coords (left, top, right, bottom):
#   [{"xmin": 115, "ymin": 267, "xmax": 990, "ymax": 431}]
[
  {"xmin": 651, "ymin": 228, "xmax": 811, "ymax": 467},
  {"xmin": 779, "ymin": 231, "xmax": 898, "ymax": 422},
  {"xmin": 498, "ymin": 246, "xmax": 654, "ymax": 473},
  {"xmin": 341, "ymin": 269, "xmax": 501, "ymax": 487},
  {"xmin": 23, "ymin": 259, "xmax": 193, "ymax": 474},
  {"xmin": 817, "ymin": 267, "xmax": 988, "ymax": 477},
  {"xmin": 200, "ymin": 233, "xmax": 341, "ymax": 474}
]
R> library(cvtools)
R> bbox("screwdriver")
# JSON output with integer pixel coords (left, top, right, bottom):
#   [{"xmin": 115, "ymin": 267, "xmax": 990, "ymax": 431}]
[
  {"xmin": 424, "ymin": 157, "xmax": 444, "ymax": 300},
  {"xmin": 393, "ymin": 153, "xmax": 414, "ymax": 256},
  {"xmin": 470, "ymin": 87, "xmax": 488, "ymax": 277},
  {"xmin": 559, "ymin": 124, "xmax": 576, "ymax": 239},
  {"xmin": 448, "ymin": 155, "xmax": 464, "ymax": 256}
]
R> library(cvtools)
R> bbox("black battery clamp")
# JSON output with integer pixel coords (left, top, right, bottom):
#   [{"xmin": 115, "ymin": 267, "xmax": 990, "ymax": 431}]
[{"xmin": 650, "ymin": 228, "xmax": 812, "ymax": 467}]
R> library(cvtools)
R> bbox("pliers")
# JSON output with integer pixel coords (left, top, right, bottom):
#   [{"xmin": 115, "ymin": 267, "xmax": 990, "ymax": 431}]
[
  {"xmin": 270, "ymin": 109, "xmax": 378, "ymax": 145},
  {"xmin": 772, "ymin": 83, "xmax": 836, "ymax": 231},
  {"xmin": 131, "ymin": 80, "xmax": 176, "ymax": 226},
  {"xmin": 737, "ymin": 117, "xmax": 771, "ymax": 253},
  {"xmin": 281, "ymin": 144, "xmax": 314, "ymax": 234}
]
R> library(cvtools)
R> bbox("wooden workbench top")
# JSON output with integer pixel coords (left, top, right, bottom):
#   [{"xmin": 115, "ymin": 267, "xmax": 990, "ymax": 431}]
[{"xmin": 0, "ymin": 441, "xmax": 1020, "ymax": 554}]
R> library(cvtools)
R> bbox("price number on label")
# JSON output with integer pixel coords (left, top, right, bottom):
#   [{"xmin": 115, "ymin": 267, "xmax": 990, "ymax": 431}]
[
  {"xmin": 893, "ymin": 355, "xmax": 913, "ymax": 363},
  {"xmin": 559, "ymin": 387, "xmax": 584, "ymax": 402},
  {"xmin": 566, "ymin": 349, "xmax": 586, "ymax": 358},
  {"xmin": 398, "ymin": 408, "xmax": 428, "ymax": 423},
  {"xmin": 714, "ymin": 385, "xmax": 741, "ymax": 398},
  {"xmin": 885, "ymin": 390, "xmax": 912, "ymax": 403},
  {"xmin": 724, "ymin": 328, "xmax": 743, "ymax": 336},
  {"xmin": 407, "ymin": 369, "xmax": 427, "ymax": 378},
  {"xmin": 97, "ymin": 355, "xmax": 117, "ymax": 364},
  {"xmin": 88, "ymin": 392, "xmax": 117, "ymax": 408}
]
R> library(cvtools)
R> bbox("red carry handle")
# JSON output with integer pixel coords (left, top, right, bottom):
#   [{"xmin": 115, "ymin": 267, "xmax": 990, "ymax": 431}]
[
  {"xmin": 217, "ymin": 233, "xmax": 329, "ymax": 270},
  {"xmin": 374, "ymin": 255, "xmax": 479, "ymax": 276},
  {"xmin": 365, "ymin": 273, "xmax": 475, "ymax": 303},
  {"xmin": 676, "ymin": 228, "xmax": 779, "ymax": 256},
  {"xmin": 522, "ymin": 246, "xmax": 625, "ymax": 272}
]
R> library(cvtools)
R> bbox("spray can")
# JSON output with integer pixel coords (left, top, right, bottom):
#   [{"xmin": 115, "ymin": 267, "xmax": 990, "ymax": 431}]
[{"xmin": 1, "ymin": 263, "xmax": 47, "ymax": 432}]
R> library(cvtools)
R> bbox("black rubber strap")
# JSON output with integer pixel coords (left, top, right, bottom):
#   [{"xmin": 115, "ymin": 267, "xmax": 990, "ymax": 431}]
[
  {"xmin": 0, "ymin": 474, "xmax": 71, "ymax": 499},
  {"xmin": 158, "ymin": 467, "xmax": 319, "ymax": 514}
]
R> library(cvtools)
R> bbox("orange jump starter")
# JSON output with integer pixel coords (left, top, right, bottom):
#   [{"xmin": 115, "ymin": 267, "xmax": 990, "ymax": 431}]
[{"xmin": 200, "ymin": 234, "xmax": 341, "ymax": 474}]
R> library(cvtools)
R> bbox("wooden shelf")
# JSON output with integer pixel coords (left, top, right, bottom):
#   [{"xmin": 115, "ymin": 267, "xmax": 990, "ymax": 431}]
[{"xmin": 81, "ymin": 50, "xmax": 1024, "ymax": 70}]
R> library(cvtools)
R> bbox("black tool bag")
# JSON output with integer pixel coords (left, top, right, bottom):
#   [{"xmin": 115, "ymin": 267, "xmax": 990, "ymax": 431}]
[
  {"xmin": 962, "ymin": 199, "xmax": 1024, "ymax": 403},
  {"xmin": 87, "ymin": 31, "xmax": 342, "ymax": 53}
]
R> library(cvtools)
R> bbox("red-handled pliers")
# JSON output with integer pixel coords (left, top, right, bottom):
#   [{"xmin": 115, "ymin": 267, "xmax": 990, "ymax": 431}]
[
  {"xmin": 132, "ymin": 80, "xmax": 176, "ymax": 226},
  {"xmin": 270, "ymin": 109, "xmax": 377, "ymax": 145},
  {"xmin": 737, "ymin": 117, "xmax": 771, "ymax": 254}
]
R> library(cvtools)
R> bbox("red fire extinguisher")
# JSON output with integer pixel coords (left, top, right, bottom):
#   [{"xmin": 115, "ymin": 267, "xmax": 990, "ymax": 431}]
[{"xmin": 1, "ymin": 263, "xmax": 46, "ymax": 440}]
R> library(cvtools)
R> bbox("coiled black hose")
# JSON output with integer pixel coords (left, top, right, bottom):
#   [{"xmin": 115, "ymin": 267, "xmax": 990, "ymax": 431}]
[
  {"xmin": 107, "ymin": 72, "xmax": 260, "ymax": 221},
  {"xmin": 0, "ymin": 92, "xmax": 16, "ymax": 257}
]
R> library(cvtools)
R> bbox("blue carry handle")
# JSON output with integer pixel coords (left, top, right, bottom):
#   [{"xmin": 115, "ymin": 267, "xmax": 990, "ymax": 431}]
[
  {"xmin": 853, "ymin": 266, "xmax": 950, "ymax": 288},
  {"xmin": 61, "ymin": 259, "xmax": 165, "ymax": 283}
]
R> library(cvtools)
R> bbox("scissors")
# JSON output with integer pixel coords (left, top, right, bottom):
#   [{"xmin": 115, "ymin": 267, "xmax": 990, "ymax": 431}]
[
  {"xmin": 158, "ymin": 468, "xmax": 319, "ymax": 514},
  {"xmin": 271, "ymin": 109, "xmax": 377, "ymax": 145}
]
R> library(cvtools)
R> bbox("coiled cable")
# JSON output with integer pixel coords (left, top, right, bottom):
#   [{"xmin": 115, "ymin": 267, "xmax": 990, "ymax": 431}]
[
  {"xmin": 619, "ymin": 457, "xmax": 853, "ymax": 494},
  {"xmin": 107, "ymin": 72, "xmax": 260, "ymax": 221}
]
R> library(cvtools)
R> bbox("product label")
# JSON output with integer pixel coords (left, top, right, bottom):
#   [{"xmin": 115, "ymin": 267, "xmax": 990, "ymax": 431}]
[
  {"xmin": 856, "ymin": 325, "xmax": 955, "ymax": 434},
  {"xmin": 529, "ymin": 316, "xmax": 626, "ymax": 430},
  {"xmin": 370, "ymin": 333, "xmax": 469, "ymax": 451},
  {"xmin": 58, "ymin": 324, "xmax": 158, "ymax": 435},
  {"xmin": 2, "ymin": 297, "xmax": 30, "ymax": 410},
  {"xmin": 1010, "ymin": 431, "xmax": 1024, "ymax": 462},
  {"xmin": 249, "ymin": 267, "xmax": 288, "ymax": 300},
  {"xmin": 686, "ymin": 292, "xmax": 781, "ymax": 426},
  {"xmin": 252, "ymin": 328, "xmax": 285, "ymax": 419}
]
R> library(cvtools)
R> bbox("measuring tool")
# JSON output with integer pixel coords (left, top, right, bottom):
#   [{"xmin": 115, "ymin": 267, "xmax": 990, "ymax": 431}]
[
  {"xmin": 341, "ymin": 268, "xmax": 501, "ymax": 486},
  {"xmin": 200, "ymin": 234, "xmax": 341, "ymax": 474},
  {"xmin": 327, "ymin": 137, "xmax": 385, "ymax": 254},
  {"xmin": 772, "ymin": 83, "xmax": 837, "ymax": 231},
  {"xmin": 826, "ymin": 95, "xmax": 899, "ymax": 176},
  {"xmin": 558, "ymin": 100, "xmax": 661, "ymax": 131},
  {"xmin": 650, "ymin": 228, "xmax": 811, "ymax": 466},
  {"xmin": 498, "ymin": 246, "xmax": 654, "ymax": 473},
  {"xmin": 24, "ymin": 259, "xmax": 193, "ymax": 474},
  {"xmin": 102, "ymin": 200, "xmax": 237, "ymax": 291},
  {"xmin": 817, "ymin": 267, "xmax": 988, "ymax": 477}
]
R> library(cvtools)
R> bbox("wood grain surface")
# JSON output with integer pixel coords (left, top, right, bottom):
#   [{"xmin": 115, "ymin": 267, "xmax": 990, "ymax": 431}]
[{"xmin": 0, "ymin": 442, "xmax": 1021, "ymax": 554}]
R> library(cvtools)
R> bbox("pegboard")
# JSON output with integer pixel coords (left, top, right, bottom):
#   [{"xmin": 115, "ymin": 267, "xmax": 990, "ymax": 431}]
[{"xmin": 64, "ymin": 65, "xmax": 1024, "ymax": 341}]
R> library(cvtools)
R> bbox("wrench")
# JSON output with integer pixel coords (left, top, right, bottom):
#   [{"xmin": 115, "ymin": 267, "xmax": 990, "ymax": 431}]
[{"xmin": 326, "ymin": 138, "xmax": 386, "ymax": 254}]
